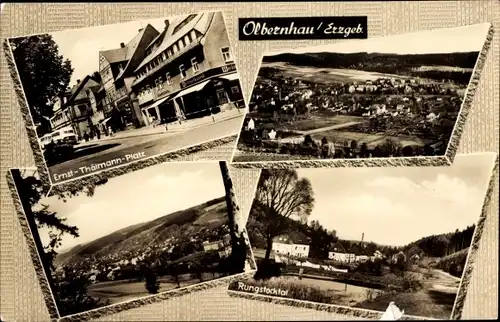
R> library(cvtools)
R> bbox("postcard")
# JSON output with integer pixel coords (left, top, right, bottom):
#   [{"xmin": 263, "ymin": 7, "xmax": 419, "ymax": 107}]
[
  {"xmin": 5, "ymin": 11, "xmax": 246, "ymax": 186},
  {"xmin": 232, "ymin": 23, "xmax": 492, "ymax": 166},
  {"xmin": 9, "ymin": 161, "xmax": 255, "ymax": 321},
  {"xmin": 228, "ymin": 153, "xmax": 497, "ymax": 320}
]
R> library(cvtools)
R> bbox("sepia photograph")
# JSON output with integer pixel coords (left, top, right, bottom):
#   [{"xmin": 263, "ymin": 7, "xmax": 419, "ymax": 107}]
[
  {"xmin": 7, "ymin": 11, "xmax": 246, "ymax": 185},
  {"xmin": 228, "ymin": 153, "xmax": 496, "ymax": 319},
  {"xmin": 232, "ymin": 23, "xmax": 490, "ymax": 163},
  {"xmin": 10, "ymin": 161, "xmax": 253, "ymax": 319}
]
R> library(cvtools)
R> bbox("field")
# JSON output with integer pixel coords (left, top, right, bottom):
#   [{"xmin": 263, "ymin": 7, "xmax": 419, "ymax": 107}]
[
  {"xmin": 236, "ymin": 247, "xmax": 461, "ymax": 319},
  {"xmin": 87, "ymin": 272, "xmax": 223, "ymax": 305},
  {"xmin": 310, "ymin": 129, "xmax": 432, "ymax": 149},
  {"xmin": 261, "ymin": 62, "xmax": 412, "ymax": 84}
]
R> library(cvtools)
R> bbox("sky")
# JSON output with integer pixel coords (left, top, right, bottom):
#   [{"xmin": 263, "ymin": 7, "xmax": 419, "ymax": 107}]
[
  {"xmin": 296, "ymin": 153, "xmax": 496, "ymax": 247},
  {"xmin": 34, "ymin": 162, "xmax": 226, "ymax": 252},
  {"xmin": 48, "ymin": 16, "xmax": 174, "ymax": 88},
  {"xmin": 267, "ymin": 23, "xmax": 490, "ymax": 56}
]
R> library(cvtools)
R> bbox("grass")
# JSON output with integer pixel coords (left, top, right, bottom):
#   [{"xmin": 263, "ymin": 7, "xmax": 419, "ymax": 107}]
[
  {"xmin": 229, "ymin": 276, "xmax": 342, "ymax": 304},
  {"xmin": 283, "ymin": 114, "xmax": 365, "ymax": 132},
  {"xmin": 310, "ymin": 128, "xmax": 431, "ymax": 148},
  {"xmin": 355, "ymin": 289, "xmax": 455, "ymax": 319}
]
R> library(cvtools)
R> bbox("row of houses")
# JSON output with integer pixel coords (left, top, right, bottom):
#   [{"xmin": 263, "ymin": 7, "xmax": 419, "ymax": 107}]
[
  {"xmin": 272, "ymin": 233, "xmax": 384, "ymax": 264},
  {"xmin": 50, "ymin": 12, "xmax": 244, "ymax": 138}
]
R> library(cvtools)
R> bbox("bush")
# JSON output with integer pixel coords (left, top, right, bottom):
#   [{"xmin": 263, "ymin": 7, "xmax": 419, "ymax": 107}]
[
  {"xmin": 144, "ymin": 268, "xmax": 160, "ymax": 294},
  {"xmin": 254, "ymin": 260, "xmax": 284, "ymax": 280}
]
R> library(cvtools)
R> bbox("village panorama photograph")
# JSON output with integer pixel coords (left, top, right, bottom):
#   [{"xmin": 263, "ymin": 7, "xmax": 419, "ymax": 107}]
[
  {"xmin": 229, "ymin": 153, "xmax": 496, "ymax": 319},
  {"xmin": 8, "ymin": 11, "xmax": 245, "ymax": 184},
  {"xmin": 232, "ymin": 23, "xmax": 490, "ymax": 163},
  {"xmin": 11, "ymin": 161, "xmax": 251, "ymax": 318}
]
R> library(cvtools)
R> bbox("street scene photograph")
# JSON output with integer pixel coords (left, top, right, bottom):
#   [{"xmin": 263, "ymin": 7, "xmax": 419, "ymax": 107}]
[
  {"xmin": 228, "ymin": 153, "xmax": 496, "ymax": 319},
  {"xmin": 8, "ymin": 11, "xmax": 246, "ymax": 184},
  {"xmin": 232, "ymin": 23, "xmax": 490, "ymax": 163},
  {"xmin": 11, "ymin": 161, "xmax": 251, "ymax": 318}
]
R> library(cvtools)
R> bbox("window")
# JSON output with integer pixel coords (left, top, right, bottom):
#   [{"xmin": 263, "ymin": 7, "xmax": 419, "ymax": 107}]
[
  {"xmin": 172, "ymin": 14, "xmax": 197, "ymax": 35},
  {"xmin": 179, "ymin": 39, "xmax": 185, "ymax": 49},
  {"xmin": 179, "ymin": 65, "xmax": 186, "ymax": 78},
  {"xmin": 161, "ymin": 52, "xmax": 166, "ymax": 61},
  {"xmin": 191, "ymin": 57, "xmax": 199, "ymax": 73},
  {"xmin": 168, "ymin": 48, "xmax": 173, "ymax": 56},
  {"xmin": 231, "ymin": 86, "xmax": 240, "ymax": 94},
  {"xmin": 173, "ymin": 44, "xmax": 179, "ymax": 53},
  {"xmin": 155, "ymin": 77, "xmax": 163, "ymax": 89},
  {"xmin": 165, "ymin": 73, "xmax": 172, "ymax": 85},
  {"xmin": 184, "ymin": 34, "xmax": 190, "ymax": 46},
  {"xmin": 220, "ymin": 47, "xmax": 232, "ymax": 62},
  {"xmin": 190, "ymin": 30, "xmax": 197, "ymax": 41}
]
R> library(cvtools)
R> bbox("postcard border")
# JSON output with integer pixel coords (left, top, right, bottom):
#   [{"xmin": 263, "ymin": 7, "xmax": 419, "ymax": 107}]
[
  {"xmin": 2, "ymin": 10, "xmax": 244, "ymax": 192},
  {"xmin": 227, "ymin": 153, "xmax": 498, "ymax": 321},
  {"xmin": 7, "ymin": 161, "xmax": 257, "ymax": 321},
  {"xmin": 230, "ymin": 24, "xmax": 494, "ymax": 169}
]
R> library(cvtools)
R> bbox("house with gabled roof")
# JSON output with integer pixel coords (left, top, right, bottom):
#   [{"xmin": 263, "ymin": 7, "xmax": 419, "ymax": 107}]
[
  {"xmin": 50, "ymin": 75, "xmax": 102, "ymax": 138},
  {"xmin": 98, "ymin": 24, "xmax": 160, "ymax": 131},
  {"xmin": 130, "ymin": 11, "xmax": 244, "ymax": 126},
  {"xmin": 272, "ymin": 231, "xmax": 310, "ymax": 258}
]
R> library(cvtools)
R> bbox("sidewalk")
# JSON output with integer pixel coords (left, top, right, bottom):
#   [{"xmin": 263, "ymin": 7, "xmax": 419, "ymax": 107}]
[{"xmin": 76, "ymin": 107, "xmax": 245, "ymax": 147}]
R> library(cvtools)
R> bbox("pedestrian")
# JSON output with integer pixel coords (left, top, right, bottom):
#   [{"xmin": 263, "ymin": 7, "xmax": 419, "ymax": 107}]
[
  {"xmin": 96, "ymin": 128, "xmax": 101, "ymax": 140},
  {"xmin": 84, "ymin": 132, "xmax": 89, "ymax": 142}
]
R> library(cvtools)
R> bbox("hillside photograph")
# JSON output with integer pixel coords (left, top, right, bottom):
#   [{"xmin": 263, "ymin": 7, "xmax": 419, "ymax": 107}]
[
  {"xmin": 11, "ymin": 161, "xmax": 250, "ymax": 318},
  {"xmin": 233, "ymin": 23, "xmax": 491, "ymax": 162},
  {"xmin": 229, "ymin": 153, "xmax": 496, "ymax": 319}
]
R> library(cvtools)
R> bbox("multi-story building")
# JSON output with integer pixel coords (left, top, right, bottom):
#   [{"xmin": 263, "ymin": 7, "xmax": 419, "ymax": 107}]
[
  {"xmin": 131, "ymin": 12, "xmax": 245, "ymax": 126},
  {"xmin": 272, "ymin": 233, "xmax": 310, "ymax": 258},
  {"xmin": 50, "ymin": 76, "xmax": 101, "ymax": 138},
  {"xmin": 98, "ymin": 25, "xmax": 160, "ymax": 131}
]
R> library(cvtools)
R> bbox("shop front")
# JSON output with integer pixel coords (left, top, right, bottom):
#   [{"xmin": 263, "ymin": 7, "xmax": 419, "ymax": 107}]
[{"xmin": 173, "ymin": 72, "xmax": 243, "ymax": 120}]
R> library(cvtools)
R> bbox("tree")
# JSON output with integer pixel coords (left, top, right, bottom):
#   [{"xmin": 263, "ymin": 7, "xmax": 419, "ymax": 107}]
[
  {"xmin": 11, "ymin": 170, "xmax": 109, "ymax": 316},
  {"xmin": 350, "ymin": 139, "xmax": 358, "ymax": 152},
  {"xmin": 253, "ymin": 169, "xmax": 315, "ymax": 262},
  {"xmin": 380, "ymin": 138, "xmax": 402, "ymax": 157},
  {"xmin": 360, "ymin": 142, "xmax": 369, "ymax": 157},
  {"xmin": 144, "ymin": 267, "xmax": 160, "ymax": 294},
  {"xmin": 56, "ymin": 267, "xmax": 110, "ymax": 316},
  {"xmin": 219, "ymin": 161, "xmax": 248, "ymax": 274},
  {"xmin": 10, "ymin": 34, "xmax": 73, "ymax": 135}
]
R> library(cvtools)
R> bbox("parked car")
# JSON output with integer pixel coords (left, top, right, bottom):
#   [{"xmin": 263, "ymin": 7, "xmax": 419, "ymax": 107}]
[
  {"xmin": 51, "ymin": 127, "xmax": 78, "ymax": 146},
  {"xmin": 39, "ymin": 133, "xmax": 53, "ymax": 150},
  {"xmin": 43, "ymin": 127, "xmax": 78, "ymax": 166}
]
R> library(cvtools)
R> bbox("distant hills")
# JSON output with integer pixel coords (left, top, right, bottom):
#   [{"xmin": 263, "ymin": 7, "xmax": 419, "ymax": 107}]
[
  {"xmin": 262, "ymin": 51, "xmax": 480, "ymax": 70},
  {"xmin": 55, "ymin": 196, "xmax": 228, "ymax": 266}
]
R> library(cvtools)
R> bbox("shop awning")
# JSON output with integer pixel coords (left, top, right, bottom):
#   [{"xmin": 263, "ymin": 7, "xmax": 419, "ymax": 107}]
[
  {"xmin": 219, "ymin": 72, "xmax": 239, "ymax": 81},
  {"xmin": 173, "ymin": 79, "xmax": 211, "ymax": 99},
  {"xmin": 143, "ymin": 95, "xmax": 171, "ymax": 110}
]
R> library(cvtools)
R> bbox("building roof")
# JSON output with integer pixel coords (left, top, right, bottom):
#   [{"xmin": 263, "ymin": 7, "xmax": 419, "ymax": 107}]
[
  {"xmin": 115, "ymin": 24, "xmax": 161, "ymax": 81},
  {"xmin": 66, "ymin": 76, "xmax": 101, "ymax": 105},
  {"xmin": 134, "ymin": 12, "xmax": 215, "ymax": 73},
  {"xmin": 273, "ymin": 231, "xmax": 309, "ymax": 245},
  {"xmin": 101, "ymin": 47, "xmax": 128, "ymax": 64}
]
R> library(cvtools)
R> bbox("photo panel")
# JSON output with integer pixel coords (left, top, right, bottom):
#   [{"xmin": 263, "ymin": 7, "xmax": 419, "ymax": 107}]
[
  {"xmin": 232, "ymin": 23, "xmax": 493, "ymax": 168},
  {"xmin": 228, "ymin": 153, "xmax": 497, "ymax": 320},
  {"xmin": 7, "ymin": 161, "xmax": 255, "ymax": 321},
  {"xmin": 4, "ymin": 11, "xmax": 246, "ymax": 189}
]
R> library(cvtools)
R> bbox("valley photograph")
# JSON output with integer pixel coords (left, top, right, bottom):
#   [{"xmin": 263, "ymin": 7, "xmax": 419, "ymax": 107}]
[
  {"xmin": 11, "ymin": 161, "xmax": 250, "ymax": 318},
  {"xmin": 233, "ymin": 23, "xmax": 490, "ymax": 163},
  {"xmin": 228, "ymin": 153, "xmax": 495, "ymax": 319}
]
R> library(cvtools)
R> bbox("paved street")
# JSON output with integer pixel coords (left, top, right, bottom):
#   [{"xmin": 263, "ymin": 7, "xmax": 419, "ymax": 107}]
[{"xmin": 48, "ymin": 115, "xmax": 244, "ymax": 183}]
